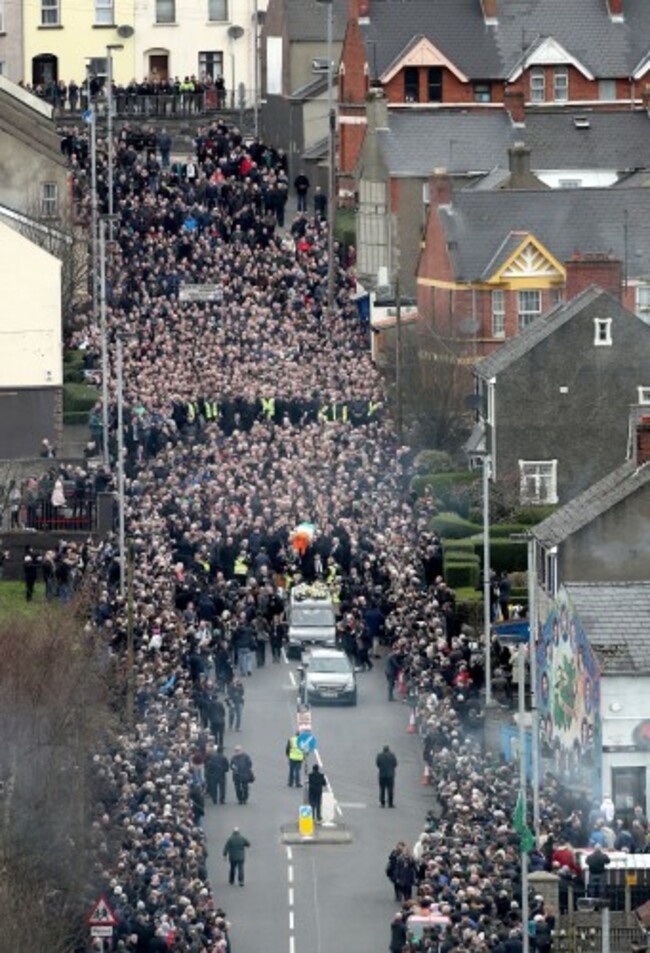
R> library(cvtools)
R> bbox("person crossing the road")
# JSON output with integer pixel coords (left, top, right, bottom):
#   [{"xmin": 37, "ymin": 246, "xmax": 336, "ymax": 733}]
[
  {"xmin": 223, "ymin": 826, "xmax": 251, "ymax": 886},
  {"xmin": 230, "ymin": 746, "xmax": 254, "ymax": 804},
  {"xmin": 205, "ymin": 744, "xmax": 230, "ymax": 804},
  {"xmin": 286, "ymin": 732, "xmax": 305, "ymax": 787},
  {"xmin": 376, "ymin": 744, "xmax": 398, "ymax": 808}
]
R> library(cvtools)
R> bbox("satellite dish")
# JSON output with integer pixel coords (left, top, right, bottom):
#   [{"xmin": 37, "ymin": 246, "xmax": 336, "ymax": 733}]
[
  {"xmin": 458, "ymin": 316, "xmax": 480, "ymax": 335},
  {"xmin": 228, "ymin": 25, "xmax": 245, "ymax": 39},
  {"xmin": 117, "ymin": 24, "xmax": 134, "ymax": 38}
]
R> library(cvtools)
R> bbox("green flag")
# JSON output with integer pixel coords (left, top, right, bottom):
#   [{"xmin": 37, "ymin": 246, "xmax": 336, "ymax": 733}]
[{"xmin": 513, "ymin": 789, "xmax": 535, "ymax": 854}]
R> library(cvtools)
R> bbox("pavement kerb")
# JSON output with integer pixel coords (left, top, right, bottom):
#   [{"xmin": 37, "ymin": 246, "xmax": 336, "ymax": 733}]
[{"xmin": 280, "ymin": 823, "xmax": 352, "ymax": 845}]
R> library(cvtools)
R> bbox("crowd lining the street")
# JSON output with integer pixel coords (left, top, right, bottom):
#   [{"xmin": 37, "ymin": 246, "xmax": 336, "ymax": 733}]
[{"xmin": 52, "ymin": 116, "xmax": 645, "ymax": 952}]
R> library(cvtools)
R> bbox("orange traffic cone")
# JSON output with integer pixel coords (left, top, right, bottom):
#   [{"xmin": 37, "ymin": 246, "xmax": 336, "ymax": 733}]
[
  {"xmin": 407, "ymin": 710, "xmax": 417, "ymax": 734},
  {"xmin": 421, "ymin": 763, "xmax": 430, "ymax": 785}
]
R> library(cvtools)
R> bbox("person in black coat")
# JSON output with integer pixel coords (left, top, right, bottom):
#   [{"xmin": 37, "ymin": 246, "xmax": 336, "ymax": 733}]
[
  {"xmin": 376, "ymin": 744, "xmax": 398, "ymax": 808},
  {"xmin": 308, "ymin": 764, "xmax": 327, "ymax": 822},
  {"xmin": 205, "ymin": 744, "xmax": 230, "ymax": 804},
  {"xmin": 389, "ymin": 911, "xmax": 408, "ymax": 953}
]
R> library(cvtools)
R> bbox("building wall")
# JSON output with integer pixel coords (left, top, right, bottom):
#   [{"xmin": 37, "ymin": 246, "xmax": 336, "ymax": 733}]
[
  {"xmin": 0, "ymin": 0, "xmax": 23, "ymax": 82},
  {"xmin": 0, "ymin": 388, "xmax": 61, "ymax": 459},
  {"xmin": 601, "ymin": 674, "xmax": 650, "ymax": 816},
  {"xmin": 0, "ymin": 127, "xmax": 68, "ymax": 220},
  {"xmin": 558, "ymin": 487, "xmax": 650, "ymax": 581},
  {"xmin": 0, "ymin": 219, "xmax": 62, "ymax": 388},
  {"xmin": 23, "ymin": 0, "xmax": 136, "ymax": 87},
  {"xmin": 394, "ymin": 177, "xmax": 426, "ymax": 298},
  {"xmin": 494, "ymin": 298, "xmax": 650, "ymax": 500}
]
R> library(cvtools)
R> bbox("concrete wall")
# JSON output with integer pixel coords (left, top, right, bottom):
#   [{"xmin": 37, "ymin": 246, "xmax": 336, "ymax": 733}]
[
  {"xmin": 0, "ymin": 388, "xmax": 60, "ymax": 459},
  {"xmin": 0, "ymin": 123, "xmax": 68, "ymax": 220},
  {"xmin": 0, "ymin": 0, "xmax": 23, "ymax": 82}
]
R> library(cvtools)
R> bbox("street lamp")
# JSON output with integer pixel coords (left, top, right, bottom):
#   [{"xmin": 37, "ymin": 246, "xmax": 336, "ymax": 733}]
[
  {"xmin": 316, "ymin": 0, "xmax": 336, "ymax": 316},
  {"xmin": 106, "ymin": 44, "xmax": 124, "ymax": 240},
  {"xmin": 482, "ymin": 454, "xmax": 493, "ymax": 705},
  {"xmin": 227, "ymin": 25, "xmax": 245, "ymax": 109}
]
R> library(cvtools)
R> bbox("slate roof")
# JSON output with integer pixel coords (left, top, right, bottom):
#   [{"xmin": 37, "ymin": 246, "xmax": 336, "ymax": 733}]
[
  {"xmin": 376, "ymin": 110, "xmax": 515, "ymax": 175},
  {"xmin": 475, "ymin": 286, "xmax": 620, "ymax": 380},
  {"xmin": 532, "ymin": 460, "xmax": 650, "ymax": 548},
  {"xmin": 439, "ymin": 186, "xmax": 650, "ymax": 281},
  {"xmin": 521, "ymin": 110, "xmax": 650, "ymax": 172},
  {"xmin": 286, "ymin": 0, "xmax": 348, "ymax": 43},
  {"xmin": 359, "ymin": 0, "xmax": 650, "ymax": 81},
  {"xmin": 564, "ymin": 581, "xmax": 650, "ymax": 674}
]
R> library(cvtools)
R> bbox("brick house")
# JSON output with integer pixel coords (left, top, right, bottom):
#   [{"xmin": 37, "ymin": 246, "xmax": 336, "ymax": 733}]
[
  {"xmin": 417, "ymin": 174, "xmax": 650, "ymax": 354},
  {"xmin": 469, "ymin": 285, "xmax": 650, "ymax": 508},
  {"xmin": 340, "ymin": 0, "xmax": 650, "ymax": 176}
]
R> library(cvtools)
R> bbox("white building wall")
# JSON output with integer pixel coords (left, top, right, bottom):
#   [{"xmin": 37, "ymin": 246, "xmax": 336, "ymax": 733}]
[
  {"xmin": 600, "ymin": 674, "xmax": 650, "ymax": 815},
  {"xmin": 0, "ymin": 220, "xmax": 62, "ymax": 387}
]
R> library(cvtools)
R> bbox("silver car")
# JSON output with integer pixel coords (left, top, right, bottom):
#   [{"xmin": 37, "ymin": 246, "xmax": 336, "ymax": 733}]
[{"xmin": 299, "ymin": 648, "xmax": 357, "ymax": 706}]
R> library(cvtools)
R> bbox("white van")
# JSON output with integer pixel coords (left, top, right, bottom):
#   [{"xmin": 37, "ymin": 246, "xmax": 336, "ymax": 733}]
[{"xmin": 287, "ymin": 583, "xmax": 336, "ymax": 657}]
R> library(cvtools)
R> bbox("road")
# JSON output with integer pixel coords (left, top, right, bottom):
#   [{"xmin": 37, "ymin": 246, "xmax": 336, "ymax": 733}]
[{"xmin": 204, "ymin": 652, "xmax": 435, "ymax": 953}]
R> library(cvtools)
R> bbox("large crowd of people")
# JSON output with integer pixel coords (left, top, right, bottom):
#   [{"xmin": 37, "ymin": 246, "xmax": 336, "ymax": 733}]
[{"xmin": 52, "ymin": 114, "xmax": 639, "ymax": 952}]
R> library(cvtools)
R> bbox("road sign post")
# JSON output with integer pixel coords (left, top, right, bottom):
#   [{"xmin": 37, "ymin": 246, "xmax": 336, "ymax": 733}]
[
  {"xmin": 88, "ymin": 894, "xmax": 118, "ymax": 947},
  {"xmin": 299, "ymin": 804, "xmax": 314, "ymax": 838},
  {"xmin": 297, "ymin": 731, "xmax": 317, "ymax": 755}
]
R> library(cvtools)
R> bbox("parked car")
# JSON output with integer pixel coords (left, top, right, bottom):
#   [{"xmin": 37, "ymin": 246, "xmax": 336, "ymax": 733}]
[{"xmin": 299, "ymin": 647, "xmax": 357, "ymax": 706}]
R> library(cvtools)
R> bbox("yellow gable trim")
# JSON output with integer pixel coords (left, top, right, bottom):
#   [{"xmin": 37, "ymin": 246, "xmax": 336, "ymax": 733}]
[
  {"xmin": 486, "ymin": 234, "xmax": 566, "ymax": 284},
  {"xmin": 381, "ymin": 37, "xmax": 469, "ymax": 85}
]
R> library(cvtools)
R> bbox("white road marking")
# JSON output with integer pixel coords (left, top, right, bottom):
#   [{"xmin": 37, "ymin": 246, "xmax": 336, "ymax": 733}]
[
  {"xmin": 286, "ymin": 847, "xmax": 293, "ymax": 861},
  {"xmin": 335, "ymin": 802, "xmax": 343, "ymax": 817},
  {"xmin": 289, "ymin": 910, "xmax": 294, "ymax": 931},
  {"xmin": 282, "ymin": 648, "xmax": 288, "ymax": 664},
  {"xmin": 290, "ymin": 936, "xmax": 295, "ymax": 953},
  {"xmin": 337, "ymin": 802, "xmax": 367, "ymax": 809},
  {"xmin": 288, "ymin": 670, "xmax": 296, "ymax": 688},
  {"xmin": 288, "ymin": 865, "xmax": 294, "ymax": 884},
  {"xmin": 289, "ymin": 887, "xmax": 294, "ymax": 906},
  {"xmin": 315, "ymin": 748, "xmax": 323, "ymax": 767}
]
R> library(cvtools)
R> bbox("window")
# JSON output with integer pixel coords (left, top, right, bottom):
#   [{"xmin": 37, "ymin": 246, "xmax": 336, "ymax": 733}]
[
  {"xmin": 637, "ymin": 387, "xmax": 650, "ymax": 405},
  {"xmin": 41, "ymin": 0, "xmax": 60, "ymax": 26},
  {"xmin": 553, "ymin": 66, "xmax": 568, "ymax": 102},
  {"xmin": 208, "ymin": 0, "xmax": 228, "ymax": 20},
  {"xmin": 599, "ymin": 79, "xmax": 617, "ymax": 101},
  {"xmin": 550, "ymin": 287, "xmax": 564, "ymax": 306},
  {"xmin": 88, "ymin": 57, "xmax": 108, "ymax": 82},
  {"xmin": 199, "ymin": 50, "xmax": 224, "ymax": 82},
  {"xmin": 41, "ymin": 182, "xmax": 58, "ymax": 217},
  {"xmin": 517, "ymin": 289, "xmax": 541, "ymax": 330},
  {"xmin": 404, "ymin": 67, "xmax": 419, "ymax": 103},
  {"xmin": 474, "ymin": 82, "xmax": 491, "ymax": 103},
  {"xmin": 155, "ymin": 0, "xmax": 175, "ymax": 23},
  {"xmin": 95, "ymin": 0, "xmax": 113, "ymax": 24},
  {"xmin": 491, "ymin": 290, "xmax": 506, "ymax": 338},
  {"xmin": 594, "ymin": 317, "xmax": 612, "ymax": 346},
  {"xmin": 427, "ymin": 67, "xmax": 442, "ymax": 102},
  {"xmin": 519, "ymin": 460, "xmax": 558, "ymax": 505},
  {"xmin": 636, "ymin": 285, "xmax": 650, "ymax": 322},
  {"xmin": 530, "ymin": 67, "xmax": 545, "ymax": 102}
]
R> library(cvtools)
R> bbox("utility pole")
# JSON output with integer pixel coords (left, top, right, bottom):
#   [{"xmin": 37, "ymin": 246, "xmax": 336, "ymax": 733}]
[
  {"xmin": 395, "ymin": 275, "xmax": 403, "ymax": 442},
  {"xmin": 316, "ymin": 0, "xmax": 336, "ymax": 316},
  {"xmin": 253, "ymin": 0, "xmax": 260, "ymax": 138},
  {"xmin": 106, "ymin": 44, "xmax": 124, "ymax": 242},
  {"xmin": 99, "ymin": 218, "xmax": 110, "ymax": 468},
  {"xmin": 88, "ymin": 68, "xmax": 98, "ymax": 322},
  {"xmin": 116, "ymin": 336, "xmax": 125, "ymax": 597},
  {"xmin": 483, "ymin": 455, "xmax": 492, "ymax": 705},
  {"xmin": 527, "ymin": 535, "xmax": 540, "ymax": 834},
  {"xmin": 518, "ymin": 644, "xmax": 530, "ymax": 953},
  {"xmin": 126, "ymin": 540, "xmax": 135, "ymax": 726}
]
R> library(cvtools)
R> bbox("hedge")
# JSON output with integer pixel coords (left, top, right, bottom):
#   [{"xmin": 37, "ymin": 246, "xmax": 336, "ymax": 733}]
[
  {"xmin": 443, "ymin": 538, "xmax": 475, "ymax": 553},
  {"xmin": 431, "ymin": 512, "xmax": 481, "ymax": 539},
  {"xmin": 489, "ymin": 523, "xmax": 529, "ymax": 539},
  {"xmin": 473, "ymin": 538, "xmax": 528, "ymax": 574},
  {"xmin": 444, "ymin": 561, "xmax": 480, "ymax": 589},
  {"xmin": 413, "ymin": 449, "xmax": 455, "ymax": 474},
  {"xmin": 63, "ymin": 382, "xmax": 97, "ymax": 414},
  {"xmin": 63, "ymin": 350, "xmax": 86, "ymax": 384},
  {"xmin": 512, "ymin": 505, "xmax": 559, "ymax": 525},
  {"xmin": 445, "ymin": 552, "xmax": 480, "ymax": 566}
]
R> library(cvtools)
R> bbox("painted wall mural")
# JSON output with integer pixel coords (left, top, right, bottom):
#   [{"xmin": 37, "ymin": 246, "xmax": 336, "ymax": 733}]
[{"xmin": 537, "ymin": 587, "xmax": 602, "ymax": 797}]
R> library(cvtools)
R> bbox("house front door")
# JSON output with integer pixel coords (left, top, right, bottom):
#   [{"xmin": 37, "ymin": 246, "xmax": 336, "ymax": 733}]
[{"xmin": 149, "ymin": 54, "xmax": 169, "ymax": 81}]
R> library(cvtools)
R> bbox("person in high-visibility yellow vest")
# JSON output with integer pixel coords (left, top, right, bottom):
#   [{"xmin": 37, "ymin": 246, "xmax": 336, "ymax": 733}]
[
  {"xmin": 234, "ymin": 550, "xmax": 249, "ymax": 583},
  {"xmin": 286, "ymin": 733, "xmax": 304, "ymax": 788}
]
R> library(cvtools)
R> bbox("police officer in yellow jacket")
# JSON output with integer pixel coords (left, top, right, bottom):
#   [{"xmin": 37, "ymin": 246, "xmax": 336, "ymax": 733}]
[{"xmin": 286, "ymin": 733, "xmax": 304, "ymax": 788}]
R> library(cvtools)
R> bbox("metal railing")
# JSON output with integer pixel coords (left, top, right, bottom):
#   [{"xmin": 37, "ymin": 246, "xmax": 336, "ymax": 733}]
[{"xmin": 49, "ymin": 87, "xmax": 255, "ymax": 119}]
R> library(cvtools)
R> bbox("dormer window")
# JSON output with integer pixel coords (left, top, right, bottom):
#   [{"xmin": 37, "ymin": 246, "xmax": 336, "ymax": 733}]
[
  {"xmin": 594, "ymin": 318, "xmax": 612, "ymax": 346},
  {"xmin": 638, "ymin": 387, "xmax": 650, "ymax": 406}
]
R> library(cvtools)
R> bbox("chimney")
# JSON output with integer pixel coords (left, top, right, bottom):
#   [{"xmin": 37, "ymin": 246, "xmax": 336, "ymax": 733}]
[
  {"xmin": 564, "ymin": 254, "xmax": 623, "ymax": 302},
  {"xmin": 636, "ymin": 417, "xmax": 650, "ymax": 466},
  {"xmin": 480, "ymin": 0, "xmax": 498, "ymax": 24},
  {"xmin": 508, "ymin": 142, "xmax": 531, "ymax": 176},
  {"xmin": 366, "ymin": 86, "xmax": 388, "ymax": 131},
  {"xmin": 642, "ymin": 85, "xmax": 650, "ymax": 116},
  {"xmin": 430, "ymin": 167, "xmax": 451, "ymax": 207},
  {"xmin": 606, "ymin": 0, "xmax": 624, "ymax": 20},
  {"xmin": 504, "ymin": 89, "xmax": 525, "ymax": 124},
  {"xmin": 359, "ymin": 0, "xmax": 370, "ymax": 17}
]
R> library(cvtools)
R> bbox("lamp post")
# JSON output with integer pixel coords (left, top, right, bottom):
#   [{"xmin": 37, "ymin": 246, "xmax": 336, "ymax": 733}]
[
  {"xmin": 482, "ymin": 454, "xmax": 492, "ymax": 706},
  {"xmin": 316, "ymin": 0, "xmax": 336, "ymax": 317},
  {"xmin": 252, "ymin": 0, "xmax": 259, "ymax": 138},
  {"xmin": 116, "ymin": 336, "xmax": 125, "ymax": 596},
  {"xmin": 106, "ymin": 44, "xmax": 124, "ymax": 241},
  {"xmin": 86, "ymin": 62, "xmax": 99, "ymax": 322}
]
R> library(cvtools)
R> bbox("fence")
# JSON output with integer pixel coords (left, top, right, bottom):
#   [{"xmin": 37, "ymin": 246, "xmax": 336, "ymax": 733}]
[
  {"xmin": 12, "ymin": 482, "xmax": 98, "ymax": 534},
  {"xmin": 50, "ymin": 86, "xmax": 256, "ymax": 120}
]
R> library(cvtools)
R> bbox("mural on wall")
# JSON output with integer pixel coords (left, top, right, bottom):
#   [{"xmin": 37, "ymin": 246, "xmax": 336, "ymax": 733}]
[{"xmin": 537, "ymin": 587, "xmax": 602, "ymax": 797}]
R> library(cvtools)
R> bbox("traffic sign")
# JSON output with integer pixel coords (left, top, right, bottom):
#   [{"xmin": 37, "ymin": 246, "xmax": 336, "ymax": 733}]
[
  {"xmin": 297, "ymin": 730, "xmax": 317, "ymax": 754},
  {"xmin": 88, "ymin": 895, "xmax": 118, "ymax": 927},
  {"xmin": 299, "ymin": 804, "xmax": 314, "ymax": 837},
  {"xmin": 91, "ymin": 926, "xmax": 114, "ymax": 938},
  {"xmin": 297, "ymin": 709, "xmax": 312, "ymax": 732},
  {"xmin": 82, "ymin": 109, "xmax": 94, "ymax": 125}
]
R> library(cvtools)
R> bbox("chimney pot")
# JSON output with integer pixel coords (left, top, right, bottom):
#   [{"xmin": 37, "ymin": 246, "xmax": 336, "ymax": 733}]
[
  {"xmin": 430, "ymin": 168, "xmax": 452, "ymax": 206},
  {"xmin": 359, "ymin": 0, "xmax": 371, "ymax": 16},
  {"xmin": 607, "ymin": 0, "xmax": 624, "ymax": 19},
  {"xmin": 504, "ymin": 89, "xmax": 525, "ymax": 124}
]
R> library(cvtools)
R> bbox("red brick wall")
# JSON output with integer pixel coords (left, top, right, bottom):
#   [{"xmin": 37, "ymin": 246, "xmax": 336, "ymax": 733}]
[
  {"xmin": 565, "ymin": 258, "xmax": 622, "ymax": 301},
  {"xmin": 383, "ymin": 67, "xmax": 505, "ymax": 105},
  {"xmin": 338, "ymin": 14, "xmax": 369, "ymax": 173},
  {"xmin": 339, "ymin": 114, "xmax": 366, "ymax": 174}
]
